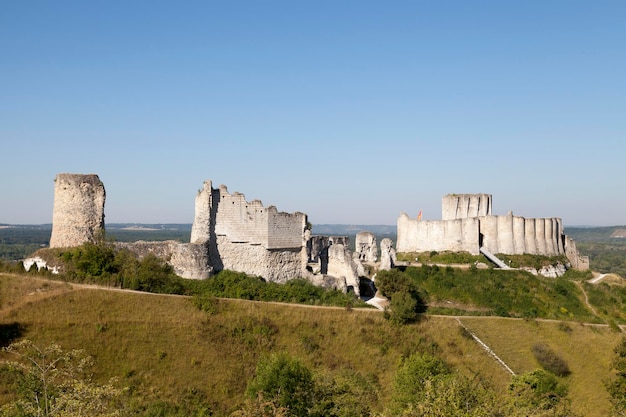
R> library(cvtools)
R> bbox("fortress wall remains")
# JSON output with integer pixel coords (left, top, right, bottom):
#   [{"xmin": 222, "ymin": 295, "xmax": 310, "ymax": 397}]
[
  {"xmin": 190, "ymin": 180, "xmax": 213, "ymax": 244},
  {"xmin": 442, "ymin": 194, "xmax": 492, "ymax": 220},
  {"xmin": 327, "ymin": 243, "xmax": 360, "ymax": 295},
  {"xmin": 513, "ymin": 216, "xmax": 526, "ymax": 253},
  {"xmin": 50, "ymin": 173, "xmax": 106, "ymax": 248},
  {"xmin": 355, "ymin": 231, "xmax": 377, "ymax": 262},
  {"xmin": 480, "ymin": 216, "xmax": 499, "ymax": 254},
  {"xmin": 215, "ymin": 187, "xmax": 270, "ymax": 246},
  {"xmin": 556, "ymin": 218, "xmax": 565, "ymax": 254},
  {"xmin": 535, "ymin": 219, "xmax": 546, "ymax": 254},
  {"xmin": 479, "ymin": 215, "xmax": 565, "ymax": 256},
  {"xmin": 565, "ymin": 235, "xmax": 590, "ymax": 270},
  {"xmin": 396, "ymin": 214, "xmax": 480, "ymax": 255},
  {"xmin": 496, "ymin": 214, "xmax": 515, "ymax": 253},
  {"xmin": 266, "ymin": 208, "xmax": 307, "ymax": 249},
  {"xmin": 524, "ymin": 218, "xmax": 537, "ymax": 254},
  {"xmin": 211, "ymin": 185, "xmax": 305, "ymax": 250},
  {"xmin": 215, "ymin": 236, "xmax": 306, "ymax": 283}
]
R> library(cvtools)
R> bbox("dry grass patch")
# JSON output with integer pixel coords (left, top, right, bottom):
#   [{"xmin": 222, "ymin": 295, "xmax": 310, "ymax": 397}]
[{"xmin": 460, "ymin": 317, "xmax": 622, "ymax": 417}]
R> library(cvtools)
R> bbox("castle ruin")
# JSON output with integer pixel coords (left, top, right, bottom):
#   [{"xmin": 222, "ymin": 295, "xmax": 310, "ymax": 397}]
[
  {"xmin": 46, "ymin": 175, "xmax": 589, "ymax": 295},
  {"xmin": 49, "ymin": 173, "xmax": 106, "ymax": 248},
  {"xmin": 397, "ymin": 194, "xmax": 589, "ymax": 270}
]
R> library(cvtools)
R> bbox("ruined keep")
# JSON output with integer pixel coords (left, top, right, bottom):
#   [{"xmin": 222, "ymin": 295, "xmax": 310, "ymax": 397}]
[
  {"xmin": 397, "ymin": 193, "xmax": 589, "ymax": 270},
  {"xmin": 49, "ymin": 173, "xmax": 106, "ymax": 248},
  {"xmin": 189, "ymin": 180, "xmax": 309, "ymax": 283}
]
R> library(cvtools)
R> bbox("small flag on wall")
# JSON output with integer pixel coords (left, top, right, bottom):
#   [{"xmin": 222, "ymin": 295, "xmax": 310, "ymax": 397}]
[{"xmin": 417, "ymin": 210, "xmax": 422, "ymax": 220}]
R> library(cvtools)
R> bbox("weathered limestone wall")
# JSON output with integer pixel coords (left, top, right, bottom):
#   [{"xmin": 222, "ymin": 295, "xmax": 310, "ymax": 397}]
[
  {"xmin": 442, "ymin": 194, "xmax": 492, "ymax": 220},
  {"xmin": 355, "ymin": 231, "xmax": 377, "ymax": 262},
  {"xmin": 379, "ymin": 238, "xmax": 397, "ymax": 271},
  {"xmin": 114, "ymin": 241, "xmax": 213, "ymax": 279},
  {"xmin": 564, "ymin": 236, "xmax": 590, "ymax": 270},
  {"xmin": 185, "ymin": 180, "xmax": 310, "ymax": 280},
  {"xmin": 214, "ymin": 237, "xmax": 307, "ymax": 283},
  {"xmin": 190, "ymin": 180, "xmax": 214, "ymax": 244},
  {"xmin": 306, "ymin": 235, "xmax": 349, "ymax": 263},
  {"xmin": 327, "ymin": 243, "xmax": 361, "ymax": 295},
  {"xmin": 396, "ymin": 213, "xmax": 480, "ymax": 255},
  {"xmin": 213, "ymin": 185, "xmax": 306, "ymax": 250},
  {"xmin": 50, "ymin": 173, "xmax": 106, "ymax": 248},
  {"xmin": 480, "ymin": 214, "xmax": 565, "ymax": 256}
]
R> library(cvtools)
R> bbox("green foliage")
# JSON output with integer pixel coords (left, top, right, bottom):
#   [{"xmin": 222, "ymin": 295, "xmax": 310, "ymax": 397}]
[
  {"xmin": 246, "ymin": 352, "xmax": 314, "ymax": 417},
  {"xmin": 507, "ymin": 369, "xmax": 571, "ymax": 415},
  {"xmin": 390, "ymin": 352, "xmax": 497, "ymax": 416},
  {"xmin": 187, "ymin": 270, "xmax": 363, "ymax": 307},
  {"xmin": 375, "ymin": 269, "xmax": 426, "ymax": 324},
  {"xmin": 387, "ymin": 292, "xmax": 419, "ymax": 325},
  {"xmin": 401, "ymin": 265, "xmax": 598, "ymax": 321},
  {"xmin": 310, "ymin": 369, "xmax": 379, "ymax": 417},
  {"xmin": 0, "ymin": 339, "xmax": 124, "ymax": 417},
  {"xmin": 531, "ymin": 343, "xmax": 571, "ymax": 376},
  {"xmin": 581, "ymin": 281, "xmax": 626, "ymax": 324},
  {"xmin": 57, "ymin": 242, "xmax": 186, "ymax": 295},
  {"xmin": 391, "ymin": 353, "xmax": 449, "ymax": 409},
  {"xmin": 606, "ymin": 336, "xmax": 626, "ymax": 416}
]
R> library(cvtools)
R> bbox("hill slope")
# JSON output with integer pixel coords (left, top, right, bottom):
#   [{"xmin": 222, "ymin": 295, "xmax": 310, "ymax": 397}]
[{"xmin": 0, "ymin": 274, "xmax": 623, "ymax": 416}]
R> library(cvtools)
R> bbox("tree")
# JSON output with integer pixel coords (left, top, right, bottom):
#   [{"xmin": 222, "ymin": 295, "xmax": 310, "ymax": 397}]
[
  {"xmin": 0, "ymin": 339, "xmax": 125, "ymax": 417},
  {"xmin": 376, "ymin": 270, "xmax": 426, "ymax": 324},
  {"xmin": 505, "ymin": 369, "xmax": 573, "ymax": 416},
  {"xmin": 607, "ymin": 336, "xmax": 626, "ymax": 416},
  {"xmin": 246, "ymin": 352, "xmax": 314, "ymax": 417},
  {"xmin": 389, "ymin": 352, "xmax": 496, "ymax": 416}
]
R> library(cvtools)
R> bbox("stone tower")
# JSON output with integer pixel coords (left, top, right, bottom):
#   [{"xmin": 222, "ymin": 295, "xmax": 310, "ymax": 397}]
[
  {"xmin": 49, "ymin": 173, "xmax": 106, "ymax": 248},
  {"xmin": 442, "ymin": 193, "xmax": 492, "ymax": 220}
]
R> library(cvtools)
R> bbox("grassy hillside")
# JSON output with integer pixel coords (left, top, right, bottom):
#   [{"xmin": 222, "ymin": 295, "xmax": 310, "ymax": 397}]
[{"xmin": 0, "ymin": 273, "xmax": 623, "ymax": 416}]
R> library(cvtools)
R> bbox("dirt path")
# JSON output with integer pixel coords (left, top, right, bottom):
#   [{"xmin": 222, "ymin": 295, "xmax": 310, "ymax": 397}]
[{"xmin": 574, "ymin": 281, "xmax": 602, "ymax": 319}]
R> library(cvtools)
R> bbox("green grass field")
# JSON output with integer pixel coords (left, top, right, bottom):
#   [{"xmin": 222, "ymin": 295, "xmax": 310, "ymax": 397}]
[{"xmin": 1, "ymin": 273, "xmax": 623, "ymax": 416}]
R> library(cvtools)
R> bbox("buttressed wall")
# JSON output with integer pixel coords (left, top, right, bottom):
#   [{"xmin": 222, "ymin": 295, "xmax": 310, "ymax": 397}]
[
  {"xmin": 50, "ymin": 173, "xmax": 106, "ymax": 248},
  {"xmin": 397, "ymin": 194, "xmax": 586, "ymax": 269}
]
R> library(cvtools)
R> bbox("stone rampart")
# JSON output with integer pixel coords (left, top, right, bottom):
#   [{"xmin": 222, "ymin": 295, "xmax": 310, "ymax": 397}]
[
  {"xmin": 397, "ymin": 213, "xmax": 480, "ymax": 255},
  {"xmin": 480, "ymin": 214, "xmax": 564, "ymax": 256},
  {"xmin": 50, "ymin": 173, "xmax": 106, "ymax": 248}
]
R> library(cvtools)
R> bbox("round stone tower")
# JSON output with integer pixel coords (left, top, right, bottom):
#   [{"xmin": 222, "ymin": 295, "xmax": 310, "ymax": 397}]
[{"xmin": 49, "ymin": 173, "xmax": 106, "ymax": 248}]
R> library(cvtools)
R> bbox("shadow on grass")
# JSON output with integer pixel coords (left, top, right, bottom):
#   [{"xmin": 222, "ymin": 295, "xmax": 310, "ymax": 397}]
[{"xmin": 0, "ymin": 322, "xmax": 26, "ymax": 347}]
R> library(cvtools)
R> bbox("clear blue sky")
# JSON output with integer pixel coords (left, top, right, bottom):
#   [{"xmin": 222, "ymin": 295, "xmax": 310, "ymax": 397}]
[{"xmin": 1, "ymin": 1, "xmax": 624, "ymax": 226}]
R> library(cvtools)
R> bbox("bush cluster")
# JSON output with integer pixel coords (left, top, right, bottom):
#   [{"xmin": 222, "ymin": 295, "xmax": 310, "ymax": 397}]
[{"xmin": 531, "ymin": 343, "xmax": 571, "ymax": 377}]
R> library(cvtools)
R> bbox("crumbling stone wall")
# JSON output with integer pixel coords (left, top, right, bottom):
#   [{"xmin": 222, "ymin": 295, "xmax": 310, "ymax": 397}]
[
  {"xmin": 114, "ymin": 241, "xmax": 213, "ymax": 279},
  {"xmin": 327, "ymin": 243, "xmax": 361, "ymax": 295},
  {"xmin": 189, "ymin": 180, "xmax": 309, "ymax": 282},
  {"xmin": 50, "ymin": 173, "xmax": 105, "ymax": 248},
  {"xmin": 354, "ymin": 231, "xmax": 377, "ymax": 262},
  {"xmin": 306, "ymin": 235, "xmax": 349, "ymax": 264},
  {"xmin": 379, "ymin": 238, "xmax": 397, "ymax": 271}
]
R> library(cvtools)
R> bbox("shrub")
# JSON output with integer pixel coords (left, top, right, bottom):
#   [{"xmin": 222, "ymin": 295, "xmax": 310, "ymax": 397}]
[
  {"xmin": 531, "ymin": 343, "xmax": 571, "ymax": 377},
  {"xmin": 246, "ymin": 352, "xmax": 314, "ymax": 417}
]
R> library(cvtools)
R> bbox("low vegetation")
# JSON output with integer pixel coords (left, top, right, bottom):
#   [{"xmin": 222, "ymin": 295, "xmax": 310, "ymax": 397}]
[
  {"xmin": 4, "ymin": 274, "xmax": 622, "ymax": 416},
  {"xmin": 1, "ymin": 226, "xmax": 625, "ymax": 415}
]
